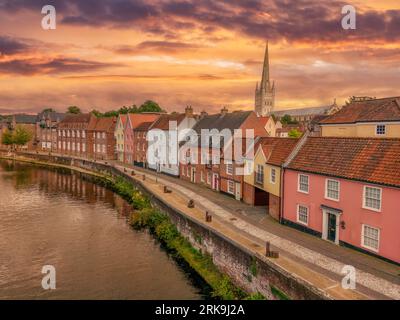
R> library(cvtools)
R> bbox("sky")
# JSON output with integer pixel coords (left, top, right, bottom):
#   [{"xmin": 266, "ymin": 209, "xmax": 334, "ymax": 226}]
[{"xmin": 0, "ymin": 0, "xmax": 399, "ymax": 114}]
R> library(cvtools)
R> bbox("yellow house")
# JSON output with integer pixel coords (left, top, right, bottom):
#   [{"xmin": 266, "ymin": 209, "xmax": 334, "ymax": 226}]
[
  {"xmin": 114, "ymin": 114, "xmax": 127, "ymax": 162},
  {"xmin": 243, "ymin": 137, "xmax": 299, "ymax": 220},
  {"xmin": 320, "ymin": 97, "xmax": 400, "ymax": 138}
]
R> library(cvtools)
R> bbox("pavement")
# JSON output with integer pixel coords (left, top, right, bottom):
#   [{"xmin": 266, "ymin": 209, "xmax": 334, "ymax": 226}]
[{"xmin": 9, "ymin": 151, "xmax": 400, "ymax": 300}]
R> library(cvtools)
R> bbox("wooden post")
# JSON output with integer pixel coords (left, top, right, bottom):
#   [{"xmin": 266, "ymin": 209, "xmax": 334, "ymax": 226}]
[{"xmin": 266, "ymin": 241, "xmax": 271, "ymax": 256}]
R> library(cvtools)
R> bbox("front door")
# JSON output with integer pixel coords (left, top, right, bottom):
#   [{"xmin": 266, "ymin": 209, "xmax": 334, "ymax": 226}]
[
  {"xmin": 327, "ymin": 213, "xmax": 337, "ymax": 242},
  {"xmin": 191, "ymin": 168, "xmax": 196, "ymax": 183},
  {"xmin": 235, "ymin": 182, "xmax": 241, "ymax": 200},
  {"xmin": 212, "ymin": 174, "xmax": 219, "ymax": 191}
]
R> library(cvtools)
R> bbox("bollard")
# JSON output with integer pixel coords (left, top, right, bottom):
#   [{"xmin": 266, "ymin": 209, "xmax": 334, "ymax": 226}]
[
  {"xmin": 143, "ymin": 174, "xmax": 146, "ymax": 181},
  {"xmin": 205, "ymin": 211, "xmax": 212, "ymax": 222},
  {"xmin": 188, "ymin": 199, "xmax": 195, "ymax": 208},
  {"xmin": 131, "ymin": 170, "xmax": 135, "ymax": 176},
  {"xmin": 266, "ymin": 241, "xmax": 271, "ymax": 256}
]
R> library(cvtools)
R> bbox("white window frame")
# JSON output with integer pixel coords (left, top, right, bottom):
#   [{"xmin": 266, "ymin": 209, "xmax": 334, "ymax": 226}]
[
  {"xmin": 226, "ymin": 163, "xmax": 233, "ymax": 175},
  {"xmin": 375, "ymin": 124, "xmax": 386, "ymax": 136},
  {"xmin": 227, "ymin": 180, "xmax": 235, "ymax": 195},
  {"xmin": 255, "ymin": 164, "xmax": 264, "ymax": 185},
  {"xmin": 362, "ymin": 186, "xmax": 382, "ymax": 212},
  {"xmin": 325, "ymin": 179, "xmax": 340, "ymax": 201},
  {"xmin": 361, "ymin": 224, "xmax": 380, "ymax": 252},
  {"xmin": 296, "ymin": 204, "xmax": 309, "ymax": 226},
  {"xmin": 298, "ymin": 174, "xmax": 309, "ymax": 194},
  {"xmin": 270, "ymin": 167, "xmax": 276, "ymax": 184}
]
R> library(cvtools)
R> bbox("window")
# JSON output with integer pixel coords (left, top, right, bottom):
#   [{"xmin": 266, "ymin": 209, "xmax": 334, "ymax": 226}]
[
  {"xmin": 58, "ymin": 141, "xmax": 61, "ymax": 149},
  {"xmin": 298, "ymin": 174, "xmax": 309, "ymax": 193},
  {"xmin": 201, "ymin": 171, "xmax": 204, "ymax": 182},
  {"xmin": 67, "ymin": 142, "xmax": 70, "ymax": 150},
  {"xmin": 77, "ymin": 143, "xmax": 80, "ymax": 152},
  {"xmin": 72, "ymin": 142, "xmax": 75, "ymax": 151},
  {"xmin": 142, "ymin": 144, "xmax": 145, "ymax": 151},
  {"xmin": 226, "ymin": 163, "xmax": 233, "ymax": 175},
  {"xmin": 62, "ymin": 141, "xmax": 65, "ymax": 150},
  {"xmin": 102, "ymin": 132, "xmax": 106, "ymax": 139},
  {"xmin": 227, "ymin": 180, "xmax": 235, "ymax": 194},
  {"xmin": 82, "ymin": 143, "xmax": 86, "ymax": 152},
  {"xmin": 77, "ymin": 131, "xmax": 80, "ymax": 138},
  {"xmin": 363, "ymin": 186, "xmax": 382, "ymax": 211},
  {"xmin": 137, "ymin": 144, "xmax": 139, "ymax": 151},
  {"xmin": 255, "ymin": 164, "xmax": 264, "ymax": 184},
  {"xmin": 67, "ymin": 130, "xmax": 70, "ymax": 137},
  {"xmin": 97, "ymin": 132, "xmax": 101, "ymax": 139},
  {"xmin": 102, "ymin": 144, "xmax": 106, "ymax": 153},
  {"xmin": 325, "ymin": 179, "xmax": 340, "ymax": 200},
  {"xmin": 63, "ymin": 130, "xmax": 65, "ymax": 137},
  {"xmin": 297, "ymin": 205, "xmax": 308, "ymax": 225},
  {"xmin": 58, "ymin": 130, "xmax": 61, "ymax": 137},
  {"xmin": 376, "ymin": 125, "xmax": 386, "ymax": 135},
  {"xmin": 82, "ymin": 130, "xmax": 85, "ymax": 138},
  {"xmin": 72, "ymin": 130, "xmax": 75, "ymax": 138},
  {"xmin": 270, "ymin": 168, "xmax": 276, "ymax": 184},
  {"xmin": 362, "ymin": 225, "xmax": 380, "ymax": 251}
]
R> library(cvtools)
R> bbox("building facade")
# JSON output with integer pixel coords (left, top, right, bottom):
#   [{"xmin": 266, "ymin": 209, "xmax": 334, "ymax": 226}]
[
  {"xmin": 282, "ymin": 136, "xmax": 400, "ymax": 264},
  {"xmin": 114, "ymin": 114, "xmax": 127, "ymax": 162},
  {"xmin": 36, "ymin": 111, "xmax": 66, "ymax": 152},
  {"xmin": 319, "ymin": 96, "xmax": 400, "ymax": 138},
  {"xmin": 57, "ymin": 113, "xmax": 93, "ymax": 158},
  {"xmin": 87, "ymin": 117, "xmax": 117, "ymax": 160}
]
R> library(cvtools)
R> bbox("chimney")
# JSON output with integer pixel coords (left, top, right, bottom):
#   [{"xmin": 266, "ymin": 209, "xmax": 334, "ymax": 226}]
[
  {"xmin": 200, "ymin": 110, "xmax": 208, "ymax": 118},
  {"xmin": 185, "ymin": 105, "xmax": 193, "ymax": 117},
  {"xmin": 221, "ymin": 106, "xmax": 228, "ymax": 115}
]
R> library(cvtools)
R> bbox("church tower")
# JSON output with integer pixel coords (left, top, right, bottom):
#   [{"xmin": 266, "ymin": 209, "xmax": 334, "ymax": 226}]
[{"xmin": 255, "ymin": 42, "xmax": 275, "ymax": 116}]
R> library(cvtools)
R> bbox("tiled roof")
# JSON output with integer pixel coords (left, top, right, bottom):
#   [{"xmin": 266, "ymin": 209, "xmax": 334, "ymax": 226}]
[
  {"xmin": 127, "ymin": 113, "xmax": 162, "ymax": 130},
  {"xmin": 287, "ymin": 137, "xmax": 400, "ymax": 188},
  {"xmin": 257, "ymin": 137, "xmax": 299, "ymax": 166},
  {"xmin": 320, "ymin": 97, "xmax": 400, "ymax": 124},
  {"xmin": 150, "ymin": 113, "xmax": 186, "ymax": 130},
  {"xmin": 134, "ymin": 121, "xmax": 154, "ymax": 131},
  {"xmin": 192, "ymin": 111, "xmax": 252, "ymax": 134},
  {"xmin": 272, "ymin": 105, "xmax": 333, "ymax": 117},
  {"xmin": 13, "ymin": 114, "xmax": 37, "ymax": 124},
  {"xmin": 87, "ymin": 117, "xmax": 117, "ymax": 132},
  {"xmin": 118, "ymin": 114, "xmax": 128, "ymax": 126},
  {"xmin": 61, "ymin": 113, "xmax": 92, "ymax": 123}
]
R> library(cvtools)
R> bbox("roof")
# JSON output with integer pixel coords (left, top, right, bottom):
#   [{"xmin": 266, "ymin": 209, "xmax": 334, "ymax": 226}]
[
  {"xmin": 60, "ymin": 113, "xmax": 92, "ymax": 123},
  {"xmin": 150, "ymin": 113, "xmax": 186, "ymax": 130},
  {"xmin": 87, "ymin": 117, "xmax": 117, "ymax": 132},
  {"xmin": 12, "ymin": 114, "xmax": 37, "ymax": 124},
  {"xmin": 287, "ymin": 137, "xmax": 400, "ymax": 188},
  {"xmin": 256, "ymin": 137, "xmax": 299, "ymax": 166},
  {"xmin": 319, "ymin": 97, "xmax": 400, "ymax": 124},
  {"xmin": 272, "ymin": 105, "xmax": 333, "ymax": 117},
  {"xmin": 127, "ymin": 113, "xmax": 161, "ymax": 130},
  {"xmin": 36, "ymin": 111, "xmax": 67, "ymax": 122},
  {"xmin": 134, "ymin": 121, "xmax": 154, "ymax": 131},
  {"xmin": 117, "ymin": 114, "xmax": 128, "ymax": 126},
  {"xmin": 192, "ymin": 111, "xmax": 252, "ymax": 134}
]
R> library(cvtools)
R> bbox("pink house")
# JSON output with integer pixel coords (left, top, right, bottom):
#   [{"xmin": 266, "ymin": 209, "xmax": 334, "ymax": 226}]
[
  {"xmin": 282, "ymin": 137, "xmax": 400, "ymax": 264},
  {"xmin": 124, "ymin": 113, "xmax": 161, "ymax": 165}
]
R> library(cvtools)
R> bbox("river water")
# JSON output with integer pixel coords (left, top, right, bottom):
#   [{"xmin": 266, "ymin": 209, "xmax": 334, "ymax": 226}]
[{"xmin": 0, "ymin": 160, "xmax": 205, "ymax": 299}]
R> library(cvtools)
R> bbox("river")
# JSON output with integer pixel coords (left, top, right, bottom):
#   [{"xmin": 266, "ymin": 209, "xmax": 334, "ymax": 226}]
[{"xmin": 0, "ymin": 159, "xmax": 207, "ymax": 299}]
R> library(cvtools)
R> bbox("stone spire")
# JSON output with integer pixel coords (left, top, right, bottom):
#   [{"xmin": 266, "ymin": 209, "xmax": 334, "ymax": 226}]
[{"xmin": 254, "ymin": 41, "xmax": 275, "ymax": 116}]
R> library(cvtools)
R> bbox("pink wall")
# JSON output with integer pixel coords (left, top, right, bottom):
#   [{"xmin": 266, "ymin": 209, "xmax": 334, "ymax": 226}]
[{"xmin": 283, "ymin": 169, "xmax": 400, "ymax": 264}]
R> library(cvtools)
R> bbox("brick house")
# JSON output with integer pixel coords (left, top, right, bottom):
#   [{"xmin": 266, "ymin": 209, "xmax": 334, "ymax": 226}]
[
  {"xmin": 114, "ymin": 114, "xmax": 127, "ymax": 162},
  {"xmin": 180, "ymin": 108, "xmax": 268, "ymax": 200},
  {"xmin": 57, "ymin": 113, "xmax": 93, "ymax": 158},
  {"xmin": 36, "ymin": 111, "xmax": 66, "ymax": 152},
  {"xmin": 243, "ymin": 137, "xmax": 299, "ymax": 220},
  {"xmin": 282, "ymin": 136, "xmax": 400, "ymax": 264},
  {"xmin": 124, "ymin": 113, "xmax": 161, "ymax": 165},
  {"xmin": 319, "ymin": 96, "xmax": 400, "ymax": 138},
  {"xmin": 87, "ymin": 116, "xmax": 117, "ymax": 160},
  {"xmin": 132, "ymin": 121, "xmax": 155, "ymax": 168}
]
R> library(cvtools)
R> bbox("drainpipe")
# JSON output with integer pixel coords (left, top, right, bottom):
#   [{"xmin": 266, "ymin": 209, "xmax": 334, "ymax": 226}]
[{"xmin": 279, "ymin": 166, "xmax": 285, "ymax": 224}]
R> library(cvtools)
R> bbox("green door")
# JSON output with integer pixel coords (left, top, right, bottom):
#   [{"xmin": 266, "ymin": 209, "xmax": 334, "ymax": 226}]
[{"xmin": 327, "ymin": 213, "xmax": 337, "ymax": 242}]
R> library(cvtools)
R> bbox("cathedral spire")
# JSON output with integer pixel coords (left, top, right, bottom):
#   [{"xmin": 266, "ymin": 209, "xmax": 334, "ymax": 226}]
[{"xmin": 261, "ymin": 41, "xmax": 270, "ymax": 87}]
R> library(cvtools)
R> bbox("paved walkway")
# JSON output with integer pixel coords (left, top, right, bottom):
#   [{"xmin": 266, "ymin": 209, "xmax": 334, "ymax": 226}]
[{"xmin": 10, "ymin": 152, "xmax": 400, "ymax": 299}]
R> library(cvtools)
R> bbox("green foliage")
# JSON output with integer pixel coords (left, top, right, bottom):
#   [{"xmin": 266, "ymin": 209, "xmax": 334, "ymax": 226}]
[
  {"xmin": 249, "ymin": 257, "xmax": 258, "ymax": 277},
  {"xmin": 288, "ymin": 128, "xmax": 302, "ymax": 138},
  {"xmin": 281, "ymin": 114, "xmax": 298, "ymax": 125},
  {"xmin": 41, "ymin": 108, "xmax": 55, "ymax": 113},
  {"xmin": 245, "ymin": 292, "xmax": 266, "ymax": 300},
  {"xmin": 67, "ymin": 106, "xmax": 81, "ymax": 114},
  {"xmin": 138, "ymin": 100, "xmax": 163, "ymax": 113},
  {"xmin": 2, "ymin": 126, "xmax": 32, "ymax": 147},
  {"xmin": 88, "ymin": 100, "xmax": 164, "ymax": 118},
  {"xmin": 271, "ymin": 286, "xmax": 290, "ymax": 300},
  {"xmin": 1, "ymin": 129, "xmax": 13, "ymax": 146}
]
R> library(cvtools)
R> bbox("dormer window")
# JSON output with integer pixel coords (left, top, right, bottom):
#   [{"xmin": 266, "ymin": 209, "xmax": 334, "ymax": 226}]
[{"xmin": 376, "ymin": 125, "xmax": 386, "ymax": 135}]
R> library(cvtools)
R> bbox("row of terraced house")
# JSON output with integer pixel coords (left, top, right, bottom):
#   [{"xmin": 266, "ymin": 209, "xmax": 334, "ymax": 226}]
[{"xmin": 1, "ymin": 97, "xmax": 399, "ymax": 264}]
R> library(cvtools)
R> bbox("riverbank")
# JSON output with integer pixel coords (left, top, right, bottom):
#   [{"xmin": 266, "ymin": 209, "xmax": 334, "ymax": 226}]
[{"xmin": 0, "ymin": 154, "xmax": 270, "ymax": 300}]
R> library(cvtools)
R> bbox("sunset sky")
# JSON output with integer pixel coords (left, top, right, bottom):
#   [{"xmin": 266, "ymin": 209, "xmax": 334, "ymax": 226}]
[{"xmin": 0, "ymin": 0, "xmax": 399, "ymax": 114}]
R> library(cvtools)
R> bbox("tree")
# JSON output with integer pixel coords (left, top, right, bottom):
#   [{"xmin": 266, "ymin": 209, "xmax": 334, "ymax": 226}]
[
  {"xmin": 13, "ymin": 125, "xmax": 32, "ymax": 146},
  {"xmin": 41, "ymin": 108, "xmax": 55, "ymax": 113},
  {"xmin": 67, "ymin": 106, "xmax": 81, "ymax": 114},
  {"xmin": 1, "ymin": 129, "xmax": 13, "ymax": 147},
  {"xmin": 90, "ymin": 109, "xmax": 103, "ymax": 117},
  {"xmin": 288, "ymin": 128, "xmax": 303, "ymax": 138},
  {"xmin": 281, "ymin": 114, "xmax": 299, "ymax": 125},
  {"xmin": 138, "ymin": 100, "xmax": 163, "ymax": 113}
]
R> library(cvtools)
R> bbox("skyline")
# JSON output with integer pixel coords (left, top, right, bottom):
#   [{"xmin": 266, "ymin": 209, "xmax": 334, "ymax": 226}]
[{"xmin": 1, "ymin": 0, "xmax": 400, "ymax": 114}]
